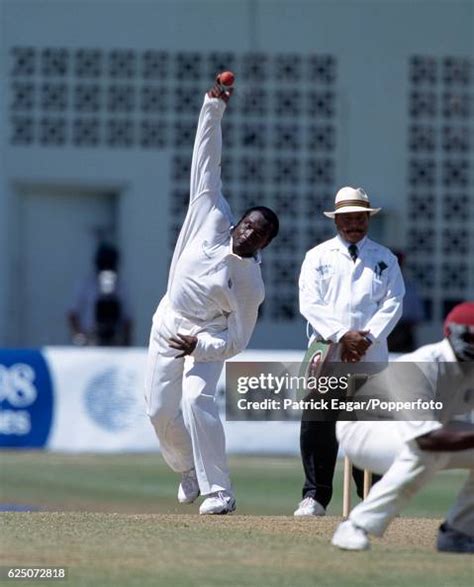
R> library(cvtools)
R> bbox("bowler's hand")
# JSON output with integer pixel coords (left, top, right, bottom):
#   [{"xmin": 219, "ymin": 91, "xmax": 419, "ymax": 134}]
[
  {"xmin": 169, "ymin": 333, "xmax": 198, "ymax": 358},
  {"xmin": 208, "ymin": 81, "xmax": 233, "ymax": 103},
  {"xmin": 340, "ymin": 330, "xmax": 371, "ymax": 362}
]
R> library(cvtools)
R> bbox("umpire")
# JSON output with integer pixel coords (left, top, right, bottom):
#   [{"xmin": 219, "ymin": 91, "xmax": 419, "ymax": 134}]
[{"xmin": 294, "ymin": 187, "xmax": 405, "ymax": 516}]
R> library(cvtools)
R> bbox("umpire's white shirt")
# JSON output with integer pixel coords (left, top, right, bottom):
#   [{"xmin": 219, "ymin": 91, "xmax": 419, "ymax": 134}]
[
  {"xmin": 299, "ymin": 235, "xmax": 405, "ymax": 362},
  {"xmin": 153, "ymin": 95, "xmax": 264, "ymax": 363}
]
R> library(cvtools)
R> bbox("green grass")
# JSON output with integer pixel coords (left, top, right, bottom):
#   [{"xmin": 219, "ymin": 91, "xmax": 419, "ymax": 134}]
[
  {"xmin": 1, "ymin": 513, "xmax": 472, "ymax": 587},
  {"xmin": 0, "ymin": 452, "xmax": 472, "ymax": 587},
  {"xmin": 0, "ymin": 452, "xmax": 468, "ymax": 516}
]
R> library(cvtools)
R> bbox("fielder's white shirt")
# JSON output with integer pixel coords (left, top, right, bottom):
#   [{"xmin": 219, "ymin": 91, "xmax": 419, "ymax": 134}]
[
  {"xmin": 299, "ymin": 235, "xmax": 405, "ymax": 362},
  {"xmin": 337, "ymin": 338, "xmax": 474, "ymax": 475},
  {"xmin": 154, "ymin": 95, "xmax": 265, "ymax": 362},
  {"xmin": 394, "ymin": 339, "xmax": 474, "ymax": 442}
]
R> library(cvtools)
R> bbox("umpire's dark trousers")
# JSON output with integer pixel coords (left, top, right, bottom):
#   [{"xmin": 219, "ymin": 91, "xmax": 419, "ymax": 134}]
[{"xmin": 300, "ymin": 419, "xmax": 379, "ymax": 508}]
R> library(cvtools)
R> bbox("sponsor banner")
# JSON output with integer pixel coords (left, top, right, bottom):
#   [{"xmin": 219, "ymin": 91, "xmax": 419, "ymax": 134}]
[
  {"xmin": 0, "ymin": 347, "xmax": 303, "ymax": 453},
  {"xmin": 43, "ymin": 347, "xmax": 156, "ymax": 452},
  {"xmin": 225, "ymin": 420, "xmax": 299, "ymax": 454},
  {"xmin": 0, "ymin": 350, "xmax": 53, "ymax": 447}
]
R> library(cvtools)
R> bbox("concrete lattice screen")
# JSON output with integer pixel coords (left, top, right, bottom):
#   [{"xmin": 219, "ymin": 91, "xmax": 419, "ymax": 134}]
[
  {"xmin": 406, "ymin": 56, "xmax": 473, "ymax": 322},
  {"xmin": 8, "ymin": 48, "xmax": 339, "ymax": 322},
  {"xmin": 8, "ymin": 47, "xmax": 473, "ymax": 325}
]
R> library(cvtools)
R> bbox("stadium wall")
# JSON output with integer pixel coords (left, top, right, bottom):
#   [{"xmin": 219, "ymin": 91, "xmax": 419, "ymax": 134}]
[
  {"xmin": 0, "ymin": 0, "xmax": 473, "ymax": 349},
  {"xmin": 0, "ymin": 346, "xmax": 302, "ymax": 454}
]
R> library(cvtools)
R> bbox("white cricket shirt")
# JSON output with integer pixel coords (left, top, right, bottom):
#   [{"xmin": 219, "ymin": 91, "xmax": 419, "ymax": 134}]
[
  {"xmin": 155, "ymin": 95, "xmax": 265, "ymax": 362},
  {"xmin": 394, "ymin": 339, "xmax": 474, "ymax": 441}
]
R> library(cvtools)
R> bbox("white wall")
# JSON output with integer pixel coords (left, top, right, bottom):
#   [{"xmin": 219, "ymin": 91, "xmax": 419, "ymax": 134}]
[{"xmin": 1, "ymin": 0, "xmax": 472, "ymax": 347}]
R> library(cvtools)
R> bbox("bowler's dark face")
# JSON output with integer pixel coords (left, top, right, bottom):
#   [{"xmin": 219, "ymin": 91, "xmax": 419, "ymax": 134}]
[
  {"xmin": 232, "ymin": 211, "xmax": 272, "ymax": 258},
  {"xmin": 335, "ymin": 212, "xmax": 370, "ymax": 244}
]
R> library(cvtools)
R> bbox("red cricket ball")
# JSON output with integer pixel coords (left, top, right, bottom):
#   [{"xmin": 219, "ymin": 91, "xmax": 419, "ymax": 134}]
[{"xmin": 218, "ymin": 71, "xmax": 235, "ymax": 87}]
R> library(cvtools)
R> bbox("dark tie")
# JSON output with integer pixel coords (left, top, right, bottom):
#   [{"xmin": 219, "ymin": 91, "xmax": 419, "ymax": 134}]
[{"xmin": 348, "ymin": 244, "xmax": 358, "ymax": 263}]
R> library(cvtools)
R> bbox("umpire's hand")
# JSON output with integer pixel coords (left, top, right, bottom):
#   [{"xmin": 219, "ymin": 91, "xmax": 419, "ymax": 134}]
[
  {"xmin": 169, "ymin": 333, "xmax": 198, "ymax": 358},
  {"xmin": 340, "ymin": 330, "xmax": 371, "ymax": 362}
]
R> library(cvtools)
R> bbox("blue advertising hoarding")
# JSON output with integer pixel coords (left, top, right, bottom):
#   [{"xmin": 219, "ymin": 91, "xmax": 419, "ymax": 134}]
[{"xmin": 0, "ymin": 350, "xmax": 53, "ymax": 447}]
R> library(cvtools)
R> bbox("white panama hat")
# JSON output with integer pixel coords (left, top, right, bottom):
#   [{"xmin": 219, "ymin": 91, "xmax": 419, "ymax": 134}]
[{"xmin": 323, "ymin": 186, "xmax": 381, "ymax": 218}]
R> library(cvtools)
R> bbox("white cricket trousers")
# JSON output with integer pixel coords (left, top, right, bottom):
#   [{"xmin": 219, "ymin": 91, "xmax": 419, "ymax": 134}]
[
  {"xmin": 337, "ymin": 421, "xmax": 474, "ymax": 537},
  {"xmin": 144, "ymin": 302, "xmax": 231, "ymax": 496}
]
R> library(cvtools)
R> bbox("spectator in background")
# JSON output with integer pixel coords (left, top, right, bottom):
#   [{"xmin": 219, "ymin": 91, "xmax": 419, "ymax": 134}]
[
  {"xmin": 67, "ymin": 243, "xmax": 133, "ymax": 346},
  {"xmin": 387, "ymin": 251, "xmax": 424, "ymax": 353}
]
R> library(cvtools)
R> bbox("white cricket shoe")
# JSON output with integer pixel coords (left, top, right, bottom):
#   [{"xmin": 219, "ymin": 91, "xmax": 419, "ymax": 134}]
[
  {"xmin": 199, "ymin": 491, "xmax": 236, "ymax": 515},
  {"xmin": 177, "ymin": 468, "xmax": 200, "ymax": 504},
  {"xmin": 294, "ymin": 497, "xmax": 326, "ymax": 517},
  {"xmin": 331, "ymin": 520, "xmax": 370, "ymax": 551}
]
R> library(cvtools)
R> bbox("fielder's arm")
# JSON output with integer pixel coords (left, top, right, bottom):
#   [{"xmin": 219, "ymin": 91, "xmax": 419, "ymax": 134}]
[{"xmin": 416, "ymin": 428, "xmax": 474, "ymax": 451}]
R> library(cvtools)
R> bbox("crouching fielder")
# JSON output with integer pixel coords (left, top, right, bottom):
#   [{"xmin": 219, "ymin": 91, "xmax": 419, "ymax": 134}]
[
  {"xmin": 144, "ymin": 74, "xmax": 279, "ymax": 515},
  {"xmin": 332, "ymin": 302, "xmax": 474, "ymax": 552}
]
